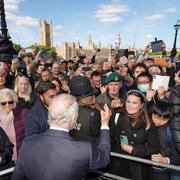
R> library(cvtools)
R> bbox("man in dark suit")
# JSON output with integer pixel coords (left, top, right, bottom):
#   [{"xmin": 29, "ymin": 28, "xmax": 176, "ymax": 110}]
[{"xmin": 12, "ymin": 94, "xmax": 111, "ymax": 180}]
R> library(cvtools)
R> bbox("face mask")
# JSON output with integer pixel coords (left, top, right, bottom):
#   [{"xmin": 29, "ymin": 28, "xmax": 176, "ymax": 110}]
[{"xmin": 137, "ymin": 84, "xmax": 149, "ymax": 93}]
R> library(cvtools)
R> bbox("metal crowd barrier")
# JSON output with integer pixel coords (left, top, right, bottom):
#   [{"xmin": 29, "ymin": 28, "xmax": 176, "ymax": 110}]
[
  {"xmin": 110, "ymin": 152, "xmax": 180, "ymax": 172},
  {"xmin": 1, "ymin": 152, "xmax": 180, "ymax": 179},
  {"xmin": 0, "ymin": 167, "xmax": 14, "ymax": 176}
]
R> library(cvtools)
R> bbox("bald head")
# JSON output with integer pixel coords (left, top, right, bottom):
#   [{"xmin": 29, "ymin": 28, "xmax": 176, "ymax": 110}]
[{"xmin": 48, "ymin": 94, "xmax": 78, "ymax": 128}]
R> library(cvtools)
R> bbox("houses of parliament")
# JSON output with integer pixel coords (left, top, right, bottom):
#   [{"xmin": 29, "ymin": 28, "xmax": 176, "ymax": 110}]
[{"xmin": 39, "ymin": 19, "xmax": 122, "ymax": 60}]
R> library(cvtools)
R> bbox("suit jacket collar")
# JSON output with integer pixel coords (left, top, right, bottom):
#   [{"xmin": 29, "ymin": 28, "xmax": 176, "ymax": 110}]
[{"xmin": 44, "ymin": 129, "xmax": 73, "ymax": 140}]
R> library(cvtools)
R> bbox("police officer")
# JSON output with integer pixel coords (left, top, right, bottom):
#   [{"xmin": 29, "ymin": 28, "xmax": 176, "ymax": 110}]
[{"xmin": 69, "ymin": 75, "xmax": 101, "ymax": 142}]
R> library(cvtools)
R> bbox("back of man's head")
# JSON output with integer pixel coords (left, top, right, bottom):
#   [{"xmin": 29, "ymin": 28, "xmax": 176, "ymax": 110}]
[{"xmin": 48, "ymin": 94, "xmax": 79, "ymax": 129}]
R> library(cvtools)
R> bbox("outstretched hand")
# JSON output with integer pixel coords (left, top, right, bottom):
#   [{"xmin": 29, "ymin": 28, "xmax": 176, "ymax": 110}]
[{"xmin": 100, "ymin": 104, "xmax": 111, "ymax": 126}]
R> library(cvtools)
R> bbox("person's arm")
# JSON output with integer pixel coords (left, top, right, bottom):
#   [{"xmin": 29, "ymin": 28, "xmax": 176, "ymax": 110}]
[
  {"xmin": 11, "ymin": 142, "xmax": 27, "ymax": 180},
  {"xmin": 89, "ymin": 105, "xmax": 111, "ymax": 170},
  {"xmin": 123, "ymin": 73, "xmax": 134, "ymax": 87},
  {"xmin": 0, "ymin": 128, "xmax": 14, "ymax": 166}
]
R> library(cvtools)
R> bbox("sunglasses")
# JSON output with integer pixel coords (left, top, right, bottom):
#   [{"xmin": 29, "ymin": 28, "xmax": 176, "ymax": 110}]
[{"xmin": 0, "ymin": 100, "xmax": 14, "ymax": 106}]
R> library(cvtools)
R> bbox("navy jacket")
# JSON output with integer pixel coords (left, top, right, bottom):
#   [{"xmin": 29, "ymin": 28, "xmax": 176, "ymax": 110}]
[
  {"xmin": 12, "ymin": 129, "xmax": 111, "ymax": 180},
  {"xmin": 25, "ymin": 97, "xmax": 49, "ymax": 137}
]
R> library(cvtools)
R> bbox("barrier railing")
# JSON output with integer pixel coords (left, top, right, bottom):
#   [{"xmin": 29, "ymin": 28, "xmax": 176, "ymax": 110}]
[
  {"xmin": 0, "ymin": 167, "xmax": 14, "ymax": 176},
  {"xmin": 1, "ymin": 152, "xmax": 180, "ymax": 179},
  {"xmin": 110, "ymin": 152, "xmax": 180, "ymax": 172}
]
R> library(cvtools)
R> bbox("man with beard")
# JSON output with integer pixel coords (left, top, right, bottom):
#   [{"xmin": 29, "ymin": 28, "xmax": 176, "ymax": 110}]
[{"xmin": 25, "ymin": 81, "xmax": 57, "ymax": 137}]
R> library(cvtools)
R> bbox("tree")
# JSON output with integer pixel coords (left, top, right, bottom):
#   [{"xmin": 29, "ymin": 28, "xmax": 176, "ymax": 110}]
[
  {"xmin": 13, "ymin": 43, "xmax": 22, "ymax": 54},
  {"xmin": 28, "ymin": 44, "xmax": 57, "ymax": 59}
]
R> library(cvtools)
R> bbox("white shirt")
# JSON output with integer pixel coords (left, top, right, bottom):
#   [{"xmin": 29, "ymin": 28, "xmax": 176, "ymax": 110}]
[
  {"xmin": 50, "ymin": 126, "xmax": 69, "ymax": 132},
  {"xmin": 50, "ymin": 125, "xmax": 109, "ymax": 131}
]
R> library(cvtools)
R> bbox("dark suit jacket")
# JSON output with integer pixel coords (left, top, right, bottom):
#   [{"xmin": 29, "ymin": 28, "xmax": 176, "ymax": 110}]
[
  {"xmin": 25, "ymin": 97, "xmax": 49, "ymax": 137},
  {"xmin": 12, "ymin": 129, "xmax": 110, "ymax": 180}
]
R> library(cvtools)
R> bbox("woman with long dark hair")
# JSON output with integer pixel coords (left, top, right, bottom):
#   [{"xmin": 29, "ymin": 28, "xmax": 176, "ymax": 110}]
[{"xmin": 109, "ymin": 89, "xmax": 160, "ymax": 180}]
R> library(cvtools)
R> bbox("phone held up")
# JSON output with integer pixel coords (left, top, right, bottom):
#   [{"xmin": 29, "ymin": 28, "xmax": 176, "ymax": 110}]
[{"xmin": 120, "ymin": 135, "xmax": 129, "ymax": 145}]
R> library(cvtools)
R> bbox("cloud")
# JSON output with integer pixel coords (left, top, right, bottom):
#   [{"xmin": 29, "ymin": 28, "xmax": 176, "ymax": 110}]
[
  {"xmin": 8, "ymin": 24, "xmax": 38, "ymax": 46},
  {"xmin": 95, "ymin": 2, "xmax": 130, "ymax": 23},
  {"xmin": 6, "ymin": 12, "xmax": 38, "ymax": 26},
  {"xmin": 4, "ymin": 0, "xmax": 38, "ymax": 27},
  {"xmin": 166, "ymin": 8, "xmax": 177, "ymax": 13},
  {"xmin": 4, "ymin": 0, "xmax": 23, "ymax": 13},
  {"xmin": 132, "ymin": 11, "xmax": 139, "ymax": 16},
  {"xmin": 142, "ymin": 24, "xmax": 155, "ymax": 29},
  {"xmin": 145, "ymin": 14, "xmax": 165, "ymax": 20},
  {"xmin": 3, "ymin": 0, "xmax": 38, "ymax": 46},
  {"xmin": 54, "ymin": 25, "xmax": 64, "ymax": 30},
  {"xmin": 147, "ymin": 34, "xmax": 153, "ymax": 38}
]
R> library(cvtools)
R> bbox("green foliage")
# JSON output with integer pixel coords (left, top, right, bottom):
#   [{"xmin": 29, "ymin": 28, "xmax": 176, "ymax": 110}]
[
  {"xmin": 28, "ymin": 44, "xmax": 57, "ymax": 58},
  {"xmin": 13, "ymin": 43, "xmax": 22, "ymax": 53},
  {"xmin": 149, "ymin": 50, "xmax": 180, "ymax": 57}
]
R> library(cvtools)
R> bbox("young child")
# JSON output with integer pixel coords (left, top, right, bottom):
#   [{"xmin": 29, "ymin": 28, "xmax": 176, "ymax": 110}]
[{"xmin": 151, "ymin": 101, "xmax": 173, "ymax": 180}]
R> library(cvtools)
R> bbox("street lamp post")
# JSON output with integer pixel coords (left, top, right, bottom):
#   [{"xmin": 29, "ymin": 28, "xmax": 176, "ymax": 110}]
[
  {"xmin": 0, "ymin": 0, "xmax": 14, "ymax": 64},
  {"xmin": 170, "ymin": 20, "xmax": 180, "ymax": 60}
]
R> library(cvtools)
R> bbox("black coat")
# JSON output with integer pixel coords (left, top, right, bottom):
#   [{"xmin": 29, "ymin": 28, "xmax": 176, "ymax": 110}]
[
  {"xmin": 0, "ymin": 127, "xmax": 14, "ymax": 180},
  {"xmin": 109, "ymin": 111, "xmax": 160, "ymax": 180},
  {"xmin": 169, "ymin": 85, "xmax": 180, "ymax": 153}
]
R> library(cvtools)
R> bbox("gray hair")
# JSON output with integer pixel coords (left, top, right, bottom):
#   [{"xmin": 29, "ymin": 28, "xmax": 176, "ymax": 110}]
[
  {"xmin": 0, "ymin": 88, "xmax": 18, "ymax": 102},
  {"xmin": 48, "ymin": 94, "xmax": 78, "ymax": 125}
]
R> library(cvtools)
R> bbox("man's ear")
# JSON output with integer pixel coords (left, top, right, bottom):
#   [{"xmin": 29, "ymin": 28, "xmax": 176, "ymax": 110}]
[
  {"xmin": 39, "ymin": 95, "xmax": 44, "ymax": 103},
  {"xmin": 71, "ymin": 115, "xmax": 77, "ymax": 124}
]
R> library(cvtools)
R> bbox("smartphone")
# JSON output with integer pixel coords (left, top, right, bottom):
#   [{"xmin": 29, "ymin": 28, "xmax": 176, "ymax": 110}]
[
  {"xmin": 25, "ymin": 48, "xmax": 33, "ymax": 54},
  {"xmin": 13, "ymin": 55, "xmax": 18, "ymax": 59},
  {"xmin": 82, "ymin": 66, "xmax": 92, "ymax": 72},
  {"xmin": 120, "ymin": 135, "xmax": 129, "ymax": 145}
]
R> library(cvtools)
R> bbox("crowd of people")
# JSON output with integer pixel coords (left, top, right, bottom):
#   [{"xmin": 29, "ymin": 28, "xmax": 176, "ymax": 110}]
[{"xmin": 0, "ymin": 45, "xmax": 179, "ymax": 180}]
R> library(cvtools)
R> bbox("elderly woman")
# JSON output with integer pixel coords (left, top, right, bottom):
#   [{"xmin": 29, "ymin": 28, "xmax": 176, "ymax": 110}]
[
  {"xmin": 109, "ymin": 89, "xmax": 160, "ymax": 180},
  {"xmin": 0, "ymin": 88, "xmax": 29, "ymax": 162}
]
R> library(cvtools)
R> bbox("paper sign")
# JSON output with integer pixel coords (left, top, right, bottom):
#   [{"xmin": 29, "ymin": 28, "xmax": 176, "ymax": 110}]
[{"xmin": 152, "ymin": 75, "xmax": 170, "ymax": 90}]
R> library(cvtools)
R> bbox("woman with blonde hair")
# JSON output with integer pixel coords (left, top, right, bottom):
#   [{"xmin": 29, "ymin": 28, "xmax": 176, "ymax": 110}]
[{"xmin": 14, "ymin": 73, "xmax": 36, "ymax": 109}]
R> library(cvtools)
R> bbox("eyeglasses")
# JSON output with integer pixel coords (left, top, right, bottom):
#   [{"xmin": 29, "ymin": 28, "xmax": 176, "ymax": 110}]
[{"xmin": 0, "ymin": 100, "xmax": 14, "ymax": 106}]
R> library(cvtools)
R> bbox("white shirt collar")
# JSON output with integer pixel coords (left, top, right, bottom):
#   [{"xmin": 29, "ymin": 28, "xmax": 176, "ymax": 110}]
[{"xmin": 50, "ymin": 126, "xmax": 69, "ymax": 132}]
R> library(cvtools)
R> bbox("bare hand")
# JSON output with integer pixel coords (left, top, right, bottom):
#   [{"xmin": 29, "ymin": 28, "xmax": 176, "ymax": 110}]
[
  {"xmin": 111, "ymin": 98, "xmax": 123, "ymax": 108},
  {"xmin": 100, "ymin": 104, "xmax": 111, "ymax": 126},
  {"xmin": 100, "ymin": 84, "xmax": 107, "ymax": 94},
  {"xmin": 118, "ymin": 65, "xmax": 128, "ymax": 77},
  {"xmin": 174, "ymin": 70, "xmax": 180, "ymax": 85},
  {"xmin": 151, "ymin": 153, "xmax": 169, "ymax": 164},
  {"xmin": 146, "ymin": 89, "xmax": 155, "ymax": 100},
  {"xmin": 157, "ymin": 86, "xmax": 166, "ymax": 99},
  {"xmin": 11, "ymin": 60, "xmax": 19, "ymax": 73},
  {"xmin": 121, "ymin": 143, "xmax": 133, "ymax": 154},
  {"xmin": 18, "ymin": 48, "xmax": 25, "ymax": 57}
]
